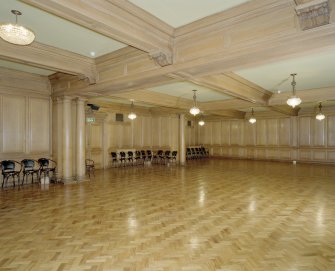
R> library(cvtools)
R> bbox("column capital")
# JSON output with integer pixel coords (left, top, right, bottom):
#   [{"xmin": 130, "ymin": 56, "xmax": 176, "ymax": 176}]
[{"xmin": 75, "ymin": 96, "xmax": 87, "ymax": 103}]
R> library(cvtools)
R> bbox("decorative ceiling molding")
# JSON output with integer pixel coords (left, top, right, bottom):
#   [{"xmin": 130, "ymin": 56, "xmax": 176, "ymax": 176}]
[
  {"xmin": 21, "ymin": 0, "xmax": 173, "ymax": 58},
  {"xmin": 149, "ymin": 50, "xmax": 173, "ymax": 67},
  {"xmin": 268, "ymin": 105, "xmax": 300, "ymax": 116},
  {"xmin": 209, "ymin": 109, "xmax": 246, "ymax": 119},
  {"xmin": 0, "ymin": 39, "xmax": 97, "ymax": 84},
  {"xmin": 295, "ymin": 0, "xmax": 331, "ymax": 30}
]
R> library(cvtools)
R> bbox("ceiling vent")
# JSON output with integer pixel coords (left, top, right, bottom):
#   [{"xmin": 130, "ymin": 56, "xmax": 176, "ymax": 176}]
[{"xmin": 115, "ymin": 113, "xmax": 124, "ymax": 122}]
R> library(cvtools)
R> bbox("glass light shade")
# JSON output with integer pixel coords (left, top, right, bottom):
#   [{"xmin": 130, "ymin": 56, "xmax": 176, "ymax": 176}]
[
  {"xmin": 316, "ymin": 112, "xmax": 325, "ymax": 121},
  {"xmin": 286, "ymin": 96, "xmax": 301, "ymax": 108},
  {"xmin": 0, "ymin": 23, "xmax": 35, "ymax": 45},
  {"xmin": 190, "ymin": 106, "xmax": 200, "ymax": 116},
  {"xmin": 198, "ymin": 120, "xmax": 205, "ymax": 126},
  {"xmin": 128, "ymin": 112, "xmax": 137, "ymax": 120},
  {"xmin": 249, "ymin": 117, "xmax": 256, "ymax": 124}
]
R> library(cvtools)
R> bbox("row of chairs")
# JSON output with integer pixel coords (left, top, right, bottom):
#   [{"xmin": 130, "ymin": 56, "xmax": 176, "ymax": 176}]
[
  {"xmin": 111, "ymin": 150, "xmax": 178, "ymax": 167},
  {"xmin": 186, "ymin": 147, "xmax": 209, "ymax": 160},
  {"xmin": 1, "ymin": 158, "xmax": 56, "ymax": 188}
]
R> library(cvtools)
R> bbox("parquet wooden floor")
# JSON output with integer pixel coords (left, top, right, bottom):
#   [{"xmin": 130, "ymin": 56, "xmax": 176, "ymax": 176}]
[{"xmin": 1, "ymin": 159, "xmax": 335, "ymax": 271}]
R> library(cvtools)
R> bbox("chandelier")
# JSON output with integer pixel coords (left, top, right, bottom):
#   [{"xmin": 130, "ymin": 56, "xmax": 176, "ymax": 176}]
[
  {"xmin": 286, "ymin": 73, "xmax": 302, "ymax": 108},
  {"xmin": 249, "ymin": 108, "xmax": 256, "ymax": 124},
  {"xmin": 0, "ymin": 10, "xmax": 35, "ymax": 46},
  {"xmin": 189, "ymin": 90, "xmax": 200, "ymax": 116},
  {"xmin": 316, "ymin": 102, "xmax": 325, "ymax": 121},
  {"xmin": 128, "ymin": 100, "xmax": 137, "ymax": 120}
]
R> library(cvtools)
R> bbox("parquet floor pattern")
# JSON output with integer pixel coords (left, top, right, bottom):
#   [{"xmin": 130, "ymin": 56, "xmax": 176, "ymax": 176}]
[{"xmin": 1, "ymin": 160, "xmax": 335, "ymax": 271}]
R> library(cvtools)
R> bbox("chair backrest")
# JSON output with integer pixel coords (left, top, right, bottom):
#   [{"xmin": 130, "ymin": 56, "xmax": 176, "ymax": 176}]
[
  {"xmin": 38, "ymin": 158, "xmax": 49, "ymax": 168},
  {"xmin": 111, "ymin": 152, "xmax": 117, "ymax": 158},
  {"xmin": 128, "ymin": 151, "xmax": 133, "ymax": 157},
  {"xmin": 21, "ymin": 159, "xmax": 35, "ymax": 169},
  {"xmin": 141, "ymin": 150, "xmax": 146, "ymax": 157},
  {"xmin": 172, "ymin": 151, "xmax": 177, "ymax": 157},
  {"xmin": 120, "ymin": 152, "xmax": 126, "ymax": 158},
  {"xmin": 85, "ymin": 159, "xmax": 94, "ymax": 167},
  {"xmin": 165, "ymin": 150, "xmax": 171, "ymax": 156},
  {"xmin": 1, "ymin": 160, "xmax": 15, "ymax": 171},
  {"xmin": 135, "ymin": 151, "xmax": 141, "ymax": 157}
]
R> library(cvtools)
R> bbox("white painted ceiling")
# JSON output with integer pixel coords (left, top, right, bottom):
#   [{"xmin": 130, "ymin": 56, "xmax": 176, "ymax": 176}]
[
  {"xmin": 147, "ymin": 82, "xmax": 231, "ymax": 102},
  {"xmin": 1, "ymin": 0, "xmax": 126, "ymax": 58},
  {"xmin": 236, "ymin": 48, "xmax": 335, "ymax": 93},
  {"xmin": 128, "ymin": 0, "xmax": 251, "ymax": 28}
]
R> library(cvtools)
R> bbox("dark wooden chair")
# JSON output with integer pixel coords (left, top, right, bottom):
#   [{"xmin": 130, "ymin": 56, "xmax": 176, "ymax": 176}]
[
  {"xmin": 1, "ymin": 160, "xmax": 21, "ymax": 188},
  {"xmin": 38, "ymin": 158, "xmax": 57, "ymax": 182},
  {"xmin": 111, "ymin": 152, "xmax": 118, "ymax": 167},
  {"xmin": 21, "ymin": 159, "xmax": 39, "ymax": 185},
  {"xmin": 85, "ymin": 159, "xmax": 95, "ymax": 178}
]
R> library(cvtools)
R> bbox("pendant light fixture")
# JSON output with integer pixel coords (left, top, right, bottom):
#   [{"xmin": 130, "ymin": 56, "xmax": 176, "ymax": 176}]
[
  {"xmin": 0, "ymin": 10, "xmax": 35, "ymax": 45},
  {"xmin": 128, "ymin": 100, "xmax": 137, "ymax": 120},
  {"xmin": 189, "ymin": 90, "xmax": 200, "ymax": 116},
  {"xmin": 286, "ymin": 73, "xmax": 302, "ymax": 108},
  {"xmin": 316, "ymin": 102, "xmax": 325, "ymax": 121},
  {"xmin": 249, "ymin": 108, "xmax": 256, "ymax": 124},
  {"xmin": 198, "ymin": 114, "xmax": 205, "ymax": 126}
]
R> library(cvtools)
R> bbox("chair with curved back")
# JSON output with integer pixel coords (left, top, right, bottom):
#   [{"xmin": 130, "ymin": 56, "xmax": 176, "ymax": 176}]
[
  {"xmin": 85, "ymin": 159, "xmax": 95, "ymax": 178},
  {"xmin": 111, "ymin": 152, "xmax": 118, "ymax": 167},
  {"xmin": 171, "ymin": 151, "xmax": 178, "ymax": 163},
  {"xmin": 164, "ymin": 150, "xmax": 171, "ymax": 164},
  {"xmin": 135, "ymin": 151, "xmax": 143, "ymax": 165},
  {"xmin": 119, "ymin": 152, "xmax": 126, "ymax": 167},
  {"xmin": 1, "ymin": 160, "xmax": 22, "ymax": 188},
  {"xmin": 21, "ymin": 159, "xmax": 39, "ymax": 185},
  {"xmin": 38, "ymin": 158, "xmax": 57, "ymax": 183},
  {"xmin": 127, "ymin": 151, "xmax": 134, "ymax": 166},
  {"xmin": 146, "ymin": 150, "xmax": 152, "ymax": 162}
]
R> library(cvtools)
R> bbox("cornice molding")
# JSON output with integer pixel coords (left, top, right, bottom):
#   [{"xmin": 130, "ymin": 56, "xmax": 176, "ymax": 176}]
[{"xmin": 0, "ymin": 40, "xmax": 97, "ymax": 84}]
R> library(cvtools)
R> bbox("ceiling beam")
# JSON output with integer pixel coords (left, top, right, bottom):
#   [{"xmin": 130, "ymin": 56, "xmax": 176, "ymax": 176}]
[
  {"xmin": 108, "ymin": 90, "xmax": 193, "ymax": 109},
  {"xmin": 268, "ymin": 105, "xmax": 300, "ymax": 116},
  {"xmin": 172, "ymin": 72, "xmax": 272, "ymax": 104},
  {"xmin": 0, "ymin": 40, "xmax": 97, "ymax": 83},
  {"xmin": 21, "ymin": 0, "xmax": 173, "ymax": 65},
  {"xmin": 210, "ymin": 110, "xmax": 246, "ymax": 119}
]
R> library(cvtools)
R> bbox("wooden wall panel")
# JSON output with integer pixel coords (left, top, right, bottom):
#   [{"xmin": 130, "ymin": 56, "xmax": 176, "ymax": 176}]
[
  {"xmin": 143, "ymin": 116, "xmax": 152, "ymax": 147},
  {"xmin": 133, "ymin": 116, "xmax": 143, "ymax": 147},
  {"xmin": 244, "ymin": 122, "xmax": 255, "ymax": 146},
  {"xmin": 202, "ymin": 112, "xmax": 335, "ymax": 164},
  {"xmin": 256, "ymin": 119, "xmax": 267, "ymax": 146},
  {"xmin": 30, "ymin": 98, "xmax": 50, "ymax": 153},
  {"xmin": 313, "ymin": 118, "xmax": 325, "ymax": 146},
  {"xmin": 152, "ymin": 117, "xmax": 160, "ymax": 147},
  {"xmin": 212, "ymin": 121, "xmax": 221, "ymax": 145},
  {"xmin": 279, "ymin": 118, "xmax": 291, "ymax": 146},
  {"xmin": 2, "ymin": 95, "xmax": 25, "ymax": 153},
  {"xmin": 230, "ymin": 121, "xmax": 241, "ymax": 145},
  {"xmin": 267, "ymin": 119, "xmax": 278, "ymax": 146},
  {"xmin": 161, "ymin": 117, "xmax": 170, "ymax": 147},
  {"xmin": 327, "ymin": 115, "xmax": 335, "ymax": 147},
  {"xmin": 221, "ymin": 121, "xmax": 230, "ymax": 145},
  {"xmin": 90, "ymin": 124, "xmax": 102, "ymax": 149},
  {"xmin": 299, "ymin": 117, "xmax": 311, "ymax": 146}
]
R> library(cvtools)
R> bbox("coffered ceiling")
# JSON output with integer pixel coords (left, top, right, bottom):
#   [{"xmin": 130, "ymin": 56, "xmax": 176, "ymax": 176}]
[{"xmin": 1, "ymin": 0, "xmax": 335, "ymax": 117}]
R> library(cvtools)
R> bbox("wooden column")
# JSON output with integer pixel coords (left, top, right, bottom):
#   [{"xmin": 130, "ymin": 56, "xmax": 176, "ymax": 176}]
[
  {"xmin": 179, "ymin": 114, "xmax": 186, "ymax": 165},
  {"xmin": 62, "ymin": 96, "xmax": 73, "ymax": 182},
  {"xmin": 76, "ymin": 98, "xmax": 86, "ymax": 180}
]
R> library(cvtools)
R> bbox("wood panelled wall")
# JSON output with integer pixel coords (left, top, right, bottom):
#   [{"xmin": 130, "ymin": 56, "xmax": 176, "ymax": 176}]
[
  {"xmin": 0, "ymin": 68, "xmax": 51, "ymax": 161},
  {"xmin": 199, "ymin": 111, "xmax": 335, "ymax": 164},
  {"xmin": 86, "ymin": 111, "xmax": 198, "ymax": 168}
]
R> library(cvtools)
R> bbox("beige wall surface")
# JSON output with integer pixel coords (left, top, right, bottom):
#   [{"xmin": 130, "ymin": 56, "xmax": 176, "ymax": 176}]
[
  {"xmin": 85, "ymin": 111, "xmax": 198, "ymax": 169},
  {"xmin": 199, "ymin": 111, "xmax": 335, "ymax": 164},
  {"xmin": 0, "ymin": 68, "xmax": 51, "ymax": 162}
]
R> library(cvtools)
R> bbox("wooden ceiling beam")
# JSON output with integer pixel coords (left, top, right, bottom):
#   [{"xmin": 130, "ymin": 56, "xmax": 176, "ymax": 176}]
[
  {"xmin": 21, "ymin": 0, "xmax": 173, "ymax": 65},
  {"xmin": 210, "ymin": 110, "xmax": 246, "ymax": 119},
  {"xmin": 0, "ymin": 40, "xmax": 96, "ymax": 83}
]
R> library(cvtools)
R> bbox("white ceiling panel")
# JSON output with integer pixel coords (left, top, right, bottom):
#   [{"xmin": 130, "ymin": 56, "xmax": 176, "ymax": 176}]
[
  {"xmin": 1, "ymin": 0, "xmax": 126, "ymax": 58},
  {"xmin": 235, "ymin": 48, "xmax": 335, "ymax": 93},
  {"xmin": 128, "ymin": 0, "xmax": 250, "ymax": 27}
]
